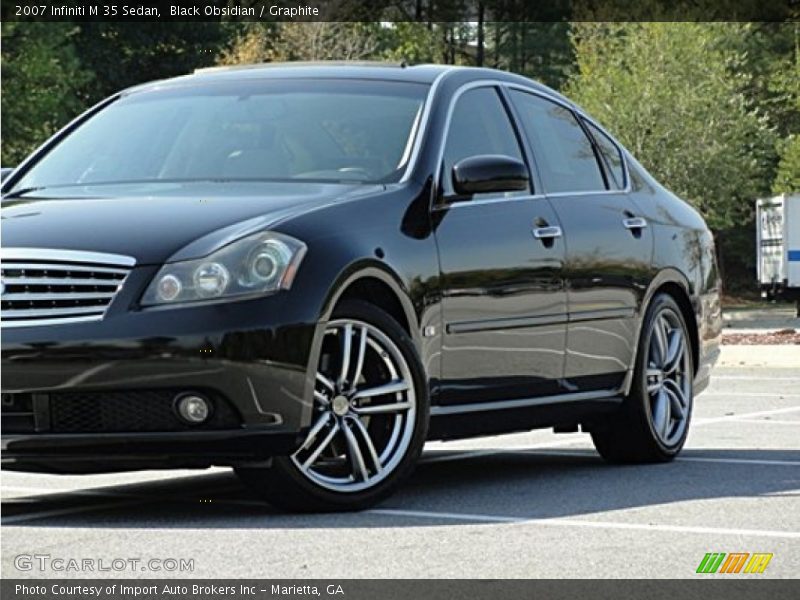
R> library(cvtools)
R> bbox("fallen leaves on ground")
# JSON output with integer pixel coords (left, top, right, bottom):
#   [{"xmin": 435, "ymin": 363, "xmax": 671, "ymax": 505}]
[{"xmin": 722, "ymin": 329, "xmax": 800, "ymax": 345}]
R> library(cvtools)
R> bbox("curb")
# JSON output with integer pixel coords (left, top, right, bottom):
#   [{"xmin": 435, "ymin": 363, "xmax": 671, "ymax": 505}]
[
  {"xmin": 723, "ymin": 307, "xmax": 798, "ymax": 322},
  {"xmin": 719, "ymin": 344, "xmax": 800, "ymax": 368}
]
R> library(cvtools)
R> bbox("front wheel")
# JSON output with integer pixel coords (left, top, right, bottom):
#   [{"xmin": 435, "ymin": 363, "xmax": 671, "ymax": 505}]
[
  {"xmin": 591, "ymin": 293, "xmax": 694, "ymax": 463},
  {"xmin": 236, "ymin": 300, "xmax": 429, "ymax": 511}
]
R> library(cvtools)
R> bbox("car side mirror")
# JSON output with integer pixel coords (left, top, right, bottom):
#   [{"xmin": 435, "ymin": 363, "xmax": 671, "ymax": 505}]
[
  {"xmin": 451, "ymin": 155, "xmax": 529, "ymax": 197},
  {"xmin": 1, "ymin": 167, "xmax": 14, "ymax": 182}
]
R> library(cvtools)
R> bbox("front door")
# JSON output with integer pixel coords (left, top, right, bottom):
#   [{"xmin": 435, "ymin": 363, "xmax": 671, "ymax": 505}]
[{"xmin": 434, "ymin": 86, "xmax": 568, "ymax": 406}]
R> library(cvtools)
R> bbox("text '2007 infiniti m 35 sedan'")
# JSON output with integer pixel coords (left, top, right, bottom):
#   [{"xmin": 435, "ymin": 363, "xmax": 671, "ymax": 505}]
[{"xmin": 0, "ymin": 63, "xmax": 722, "ymax": 511}]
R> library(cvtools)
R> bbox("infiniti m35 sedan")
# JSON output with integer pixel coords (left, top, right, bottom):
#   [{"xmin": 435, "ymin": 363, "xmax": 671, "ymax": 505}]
[{"xmin": 0, "ymin": 63, "xmax": 721, "ymax": 511}]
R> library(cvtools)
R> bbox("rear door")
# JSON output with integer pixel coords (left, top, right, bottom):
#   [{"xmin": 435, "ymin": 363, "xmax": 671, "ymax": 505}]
[
  {"xmin": 508, "ymin": 89, "xmax": 653, "ymax": 392},
  {"xmin": 434, "ymin": 86, "xmax": 567, "ymax": 406}
]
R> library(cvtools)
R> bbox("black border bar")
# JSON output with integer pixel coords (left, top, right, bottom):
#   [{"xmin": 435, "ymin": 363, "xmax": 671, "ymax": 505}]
[{"xmin": 2, "ymin": 0, "xmax": 798, "ymax": 23}]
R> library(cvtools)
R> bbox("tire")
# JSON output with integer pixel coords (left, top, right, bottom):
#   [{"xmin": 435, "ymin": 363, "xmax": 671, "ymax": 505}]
[
  {"xmin": 590, "ymin": 293, "xmax": 694, "ymax": 463},
  {"xmin": 236, "ymin": 300, "xmax": 429, "ymax": 512}
]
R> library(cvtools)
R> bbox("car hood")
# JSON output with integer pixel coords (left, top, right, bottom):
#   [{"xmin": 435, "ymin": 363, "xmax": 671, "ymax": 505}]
[{"xmin": 1, "ymin": 181, "xmax": 380, "ymax": 265}]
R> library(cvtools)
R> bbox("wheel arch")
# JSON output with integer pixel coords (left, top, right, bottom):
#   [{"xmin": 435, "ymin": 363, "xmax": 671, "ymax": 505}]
[
  {"xmin": 319, "ymin": 262, "xmax": 420, "ymax": 341},
  {"xmin": 299, "ymin": 262, "xmax": 423, "ymax": 426},
  {"xmin": 622, "ymin": 268, "xmax": 700, "ymax": 395},
  {"xmin": 657, "ymin": 281, "xmax": 699, "ymax": 373}
]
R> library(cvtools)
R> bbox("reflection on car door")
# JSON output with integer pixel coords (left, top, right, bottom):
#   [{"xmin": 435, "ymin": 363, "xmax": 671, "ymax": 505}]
[
  {"xmin": 508, "ymin": 89, "xmax": 653, "ymax": 393},
  {"xmin": 434, "ymin": 86, "xmax": 568, "ymax": 406}
]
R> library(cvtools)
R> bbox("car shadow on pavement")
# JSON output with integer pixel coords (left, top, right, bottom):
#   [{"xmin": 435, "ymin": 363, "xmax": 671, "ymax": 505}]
[{"xmin": 2, "ymin": 447, "xmax": 799, "ymax": 528}]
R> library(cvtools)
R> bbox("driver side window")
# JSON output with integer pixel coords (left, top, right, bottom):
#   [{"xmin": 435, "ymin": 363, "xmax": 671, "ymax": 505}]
[{"xmin": 441, "ymin": 87, "xmax": 527, "ymax": 198}]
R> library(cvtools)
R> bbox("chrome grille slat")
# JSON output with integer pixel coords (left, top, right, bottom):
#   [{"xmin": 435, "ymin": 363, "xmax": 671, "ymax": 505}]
[
  {"xmin": 1, "ymin": 291, "xmax": 118, "ymax": 301},
  {"xmin": 2, "ymin": 263, "xmax": 129, "ymax": 275},
  {"xmin": 1, "ymin": 305, "xmax": 107, "ymax": 318},
  {"xmin": 0, "ymin": 247, "xmax": 136, "ymax": 267},
  {"xmin": 1, "ymin": 276, "xmax": 123, "ymax": 286},
  {"xmin": 3, "ymin": 315, "xmax": 104, "ymax": 327},
  {"xmin": 1, "ymin": 249, "xmax": 135, "ymax": 328}
]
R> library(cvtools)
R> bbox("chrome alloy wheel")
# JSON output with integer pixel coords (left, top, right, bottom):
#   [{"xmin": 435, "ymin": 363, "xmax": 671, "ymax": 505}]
[
  {"xmin": 291, "ymin": 319, "xmax": 417, "ymax": 493},
  {"xmin": 645, "ymin": 308, "xmax": 692, "ymax": 446}
]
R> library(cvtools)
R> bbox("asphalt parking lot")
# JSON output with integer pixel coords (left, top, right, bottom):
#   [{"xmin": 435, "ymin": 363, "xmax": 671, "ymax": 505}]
[{"xmin": 2, "ymin": 364, "xmax": 798, "ymax": 579}]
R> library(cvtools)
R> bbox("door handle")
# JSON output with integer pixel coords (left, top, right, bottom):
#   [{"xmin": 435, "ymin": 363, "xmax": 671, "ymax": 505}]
[
  {"xmin": 532, "ymin": 226, "xmax": 562, "ymax": 240},
  {"xmin": 622, "ymin": 217, "xmax": 648, "ymax": 230}
]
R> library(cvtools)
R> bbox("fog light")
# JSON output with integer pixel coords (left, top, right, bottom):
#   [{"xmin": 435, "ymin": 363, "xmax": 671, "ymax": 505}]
[{"xmin": 175, "ymin": 394, "xmax": 211, "ymax": 424}]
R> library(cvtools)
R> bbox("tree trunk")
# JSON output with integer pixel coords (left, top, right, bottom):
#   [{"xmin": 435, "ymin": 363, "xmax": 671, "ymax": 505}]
[
  {"xmin": 510, "ymin": 23, "xmax": 519, "ymax": 72},
  {"xmin": 713, "ymin": 232, "xmax": 727, "ymax": 296},
  {"xmin": 493, "ymin": 22, "xmax": 501, "ymax": 67},
  {"xmin": 476, "ymin": 3, "xmax": 485, "ymax": 66}
]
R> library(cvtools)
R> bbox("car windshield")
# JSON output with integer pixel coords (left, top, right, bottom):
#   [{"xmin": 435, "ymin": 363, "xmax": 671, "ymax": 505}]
[{"xmin": 10, "ymin": 79, "xmax": 428, "ymax": 194}]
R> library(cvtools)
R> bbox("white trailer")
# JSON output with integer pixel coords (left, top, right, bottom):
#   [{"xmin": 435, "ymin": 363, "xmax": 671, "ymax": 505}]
[{"xmin": 756, "ymin": 193, "xmax": 800, "ymax": 314}]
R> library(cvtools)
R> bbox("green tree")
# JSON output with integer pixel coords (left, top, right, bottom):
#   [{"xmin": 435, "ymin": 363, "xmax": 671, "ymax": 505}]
[
  {"xmin": 380, "ymin": 23, "xmax": 444, "ymax": 64},
  {"xmin": 1, "ymin": 22, "xmax": 225, "ymax": 165},
  {"xmin": 216, "ymin": 23, "xmax": 277, "ymax": 65},
  {"xmin": 217, "ymin": 23, "xmax": 383, "ymax": 66},
  {"xmin": 1, "ymin": 22, "xmax": 92, "ymax": 166},
  {"xmin": 722, "ymin": 23, "xmax": 799, "ymax": 140},
  {"xmin": 773, "ymin": 135, "xmax": 800, "ymax": 193},
  {"xmin": 487, "ymin": 22, "xmax": 574, "ymax": 90},
  {"xmin": 73, "ymin": 23, "xmax": 225, "ymax": 101},
  {"xmin": 566, "ymin": 23, "xmax": 777, "ymax": 232},
  {"xmin": 764, "ymin": 24, "xmax": 800, "ymax": 193}
]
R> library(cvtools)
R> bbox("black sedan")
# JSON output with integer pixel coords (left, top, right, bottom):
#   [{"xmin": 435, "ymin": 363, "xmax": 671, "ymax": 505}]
[{"xmin": 0, "ymin": 63, "xmax": 722, "ymax": 511}]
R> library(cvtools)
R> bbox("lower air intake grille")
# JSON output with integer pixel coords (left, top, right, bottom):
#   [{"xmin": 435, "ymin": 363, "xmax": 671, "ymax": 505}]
[
  {"xmin": 49, "ymin": 390, "xmax": 241, "ymax": 433},
  {"xmin": 1, "ymin": 393, "xmax": 36, "ymax": 433}
]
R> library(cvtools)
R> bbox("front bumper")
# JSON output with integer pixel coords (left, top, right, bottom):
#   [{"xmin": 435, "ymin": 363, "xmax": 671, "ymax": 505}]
[
  {"xmin": 1, "ymin": 291, "xmax": 321, "ymax": 472},
  {"xmin": 694, "ymin": 288, "xmax": 723, "ymax": 396}
]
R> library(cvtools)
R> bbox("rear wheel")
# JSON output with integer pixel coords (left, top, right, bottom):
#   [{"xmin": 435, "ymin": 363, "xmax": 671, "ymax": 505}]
[
  {"xmin": 237, "ymin": 300, "xmax": 428, "ymax": 511},
  {"xmin": 591, "ymin": 293, "xmax": 694, "ymax": 463}
]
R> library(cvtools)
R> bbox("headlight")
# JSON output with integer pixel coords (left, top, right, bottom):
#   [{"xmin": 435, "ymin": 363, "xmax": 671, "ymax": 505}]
[{"xmin": 142, "ymin": 231, "xmax": 306, "ymax": 306}]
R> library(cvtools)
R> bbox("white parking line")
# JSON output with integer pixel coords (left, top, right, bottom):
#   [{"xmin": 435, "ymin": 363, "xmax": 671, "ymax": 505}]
[
  {"xmin": 724, "ymin": 419, "xmax": 800, "ymax": 425},
  {"xmin": 0, "ymin": 485, "xmax": 243, "ymax": 524},
  {"xmin": 1, "ymin": 499, "xmax": 147, "ymax": 525},
  {"xmin": 525, "ymin": 450, "xmax": 800, "ymax": 467},
  {"xmin": 713, "ymin": 375, "xmax": 800, "ymax": 382},
  {"xmin": 0, "ymin": 486, "xmax": 161, "ymax": 503},
  {"xmin": 422, "ymin": 437, "xmax": 583, "ymax": 464},
  {"xmin": 419, "ymin": 405, "xmax": 800, "ymax": 465},
  {"xmin": 678, "ymin": 456, "xmax": 800, "ymax": 467},
  {"xmin": 368, "ymin": 508, "xmax": 800, "ymax": 539},
  {"xmin": 694, "ymin": 405, "xmax": 800, "ymax": 424},
  {"xmin": 702, "ymin": 392, "xmax": 800, "ymax": 398}
]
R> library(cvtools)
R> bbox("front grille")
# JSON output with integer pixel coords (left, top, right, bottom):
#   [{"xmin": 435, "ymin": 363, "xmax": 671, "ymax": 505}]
[
  {"xmin": 1, "ymin": 249, "xmax": 135, "ymax": 327},
  {"xmin": 0, "ymin": 389, "xmax": 241, "ymax": 434}
]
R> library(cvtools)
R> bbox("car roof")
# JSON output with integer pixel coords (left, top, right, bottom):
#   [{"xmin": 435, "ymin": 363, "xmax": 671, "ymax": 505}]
[
  {"xmin": 124, "ymin": 63, "xmax": 449, "ymax": 94},
  {"xmin": 122, "ymin": 62, "xmax": 569, "ymax": 105},
  {"xmin": 193, "ymin": 61, "xmax": 451, "ymax": 83}
]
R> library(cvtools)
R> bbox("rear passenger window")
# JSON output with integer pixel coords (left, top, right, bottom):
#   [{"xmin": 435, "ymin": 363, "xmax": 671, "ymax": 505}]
[
  {"xmin": 585, "ymin": 120, "xmax": 626, "ymax": 190},
  {"xmin": 442, "ymin": 87, "xmax": 527, "ymax": 197},
  {"xmin": 509, "ymin": 90, "xmax": 605, "ymax": 193}
]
